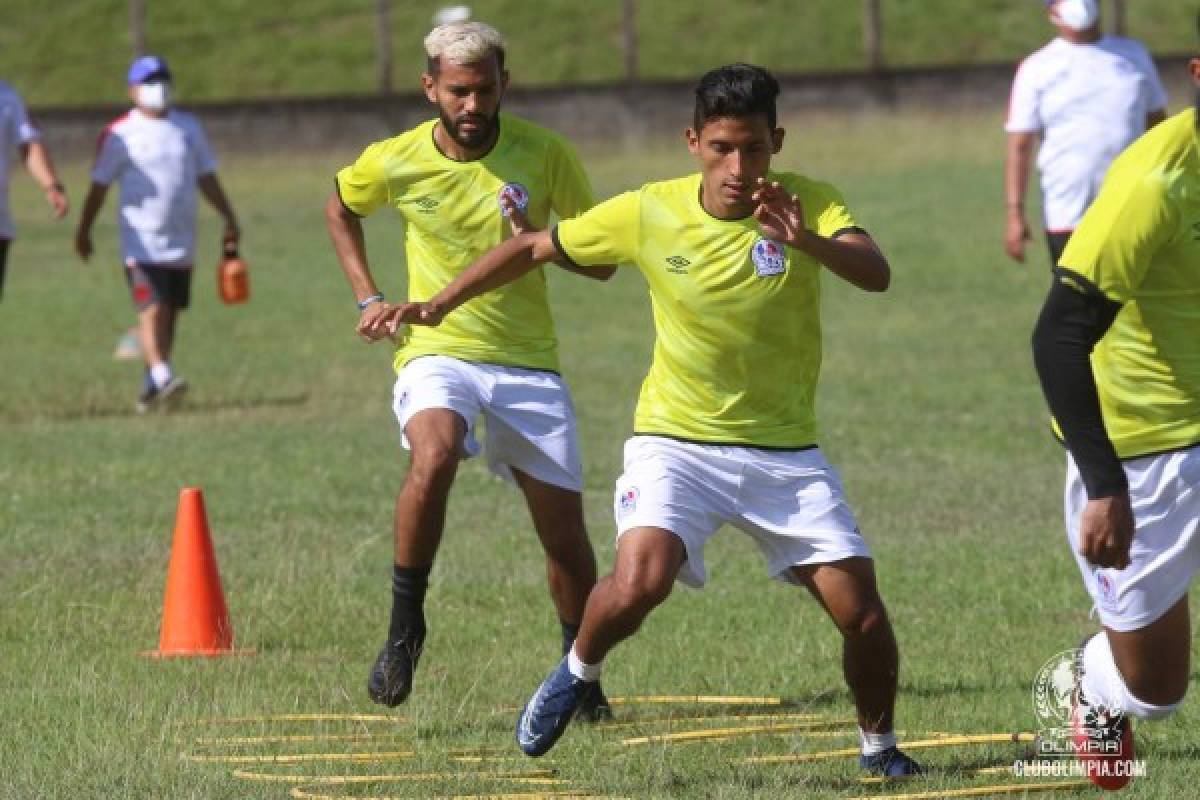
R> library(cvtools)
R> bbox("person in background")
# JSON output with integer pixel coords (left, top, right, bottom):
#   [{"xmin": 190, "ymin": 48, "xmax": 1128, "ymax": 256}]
[
  {"xmin": 75, "ymin": 55, "xmax": 240, "ymax": 413},
  {"xmin": 1005, "ymin": 0, "xmax": 1167, "ymax": 266},
  {"xmin": 0, "ymin": 79, "xmax": 69, "ymax": 300}
]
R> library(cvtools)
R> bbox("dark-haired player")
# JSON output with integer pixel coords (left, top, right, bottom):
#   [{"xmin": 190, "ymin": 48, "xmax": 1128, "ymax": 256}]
[
  {"xmin": 1032, "ymin": 44, "xmax": 1200, "ymax": 790},
  {"xmin": 384, "ymin": 63, "xmax": 922, "ymax": 776},
  {"xmin": 326, "ymin": 20, "xmax": 612, "ymax": 717}
]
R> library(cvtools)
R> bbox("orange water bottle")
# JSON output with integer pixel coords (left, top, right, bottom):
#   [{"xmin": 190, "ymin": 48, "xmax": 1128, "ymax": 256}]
[{"xmin": 217, "ymin": 240, "xmax": 249, "ymax": 305}]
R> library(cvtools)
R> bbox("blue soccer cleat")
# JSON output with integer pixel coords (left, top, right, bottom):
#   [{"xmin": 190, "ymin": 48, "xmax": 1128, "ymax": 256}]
[
  {"xmin": 516, "ymin": 657, "xmax": 594, "ymax": 757},
  {"xmin": 860, "ymin": 746, "xmax": 924, "ymax": 778}
]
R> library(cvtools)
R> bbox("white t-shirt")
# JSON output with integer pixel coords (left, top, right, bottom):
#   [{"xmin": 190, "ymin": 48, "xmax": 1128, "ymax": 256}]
[
  {"xmin": 0, "ymin": 81, "xmax": 41, "ymax": 240},
  {"xmin": 92, "ymin": 108, "xmax": 217, "ymax": 267},
  {"xmin": 1005, "ymin": 36, "xmax": 1168, "ymax": 232}
]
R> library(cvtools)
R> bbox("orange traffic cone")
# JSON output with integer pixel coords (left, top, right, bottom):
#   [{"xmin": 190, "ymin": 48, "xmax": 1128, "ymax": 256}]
[{"xmin": 143, "ymin": 487, "xmax": 251, "ymax": 657}]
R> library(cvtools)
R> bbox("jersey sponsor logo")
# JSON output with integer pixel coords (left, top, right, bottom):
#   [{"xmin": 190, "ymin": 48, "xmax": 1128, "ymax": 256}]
[
  {"xmin": 618, "ymin": 486, "xmax": 639, "ymax": 516},
  {"xmin": 497, "ymin": 182, "xmax": 530, "ymax": 216},
  {"xmin": 751, "ymin": 238, "xmax": 787, "ymax": 277},
  {"xmin": 665, "ymin": 255, "xmax": 690, "ymax": 274},
  {"xmin": 413, "ymin": 196, "xmax": 439, "ymax": 213}
]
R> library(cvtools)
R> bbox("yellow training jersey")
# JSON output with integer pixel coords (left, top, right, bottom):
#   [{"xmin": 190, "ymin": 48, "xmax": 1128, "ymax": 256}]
[
  {"xmin": 336, "ymin": 114, "xmax": 595, "ymax": 372},
  {"xmin": 1058, "ymin": 108, "xmax": 1200, "ymax": 459},
  {"xmin": 554, "ymin": 172, "xmax": 860, "ymax": 448}
]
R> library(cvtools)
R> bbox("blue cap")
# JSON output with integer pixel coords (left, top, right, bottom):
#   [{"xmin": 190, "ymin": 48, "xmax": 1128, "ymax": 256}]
[{"xmin": 127, "ymin": 55, "xmax": 171, "ymax": 85}]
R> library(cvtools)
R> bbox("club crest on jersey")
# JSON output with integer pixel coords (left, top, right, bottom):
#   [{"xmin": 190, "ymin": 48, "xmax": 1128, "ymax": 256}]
[
  {"xmin": 751, "ymin": 238, "xmax": 787, "ymax": 277},
  {"xmin": 497, "ymin": 182, "xmax": 530, "ymax": 216},
  {"xmin": 1096, "ymin": 571, "xmax": 1117, "ymax": 606},
  {"xmin": 618, "ymin": 486, "xmax": 639, "ymax": 517}
]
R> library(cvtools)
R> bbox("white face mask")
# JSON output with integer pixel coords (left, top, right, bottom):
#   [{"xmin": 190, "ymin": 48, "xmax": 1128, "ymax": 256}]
[
  {"xmin": 1053, "ymin": 0, "xmax": 1099, "ymax": 32},
  {"xmin": 136, "ymin": 82, "xmax": 170, "ymax": 111}
]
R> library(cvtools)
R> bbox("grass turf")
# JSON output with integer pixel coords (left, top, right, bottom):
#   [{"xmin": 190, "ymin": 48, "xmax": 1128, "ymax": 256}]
[
  {"xmin": 2, "ymin": 0, "xmax": 1196, "ymax": 106},
  {"xmin": 2, "ymin": 102, "xmax": 1198, "ymax": 798}
]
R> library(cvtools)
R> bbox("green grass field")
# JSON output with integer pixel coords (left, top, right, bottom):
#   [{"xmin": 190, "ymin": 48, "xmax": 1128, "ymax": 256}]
[
  {"xmin": 4, "ymin": 0, "xmax": 1197, "ymax": 106},
  {"xmin": 3, "ymin": 100, "xmax": 1199, "ymax": 799}
]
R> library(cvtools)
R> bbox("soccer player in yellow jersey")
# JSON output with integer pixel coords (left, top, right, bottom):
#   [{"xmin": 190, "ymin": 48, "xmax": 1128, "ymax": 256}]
[
  {"xmin": 1031, "ymin": 45, "xmax": 1200, "ymax": 789},
  {"xmin": 324, "ymin": 21, "xmax": 613, "ymax": 716},
  {"xmin": 389, "ymin": 63, "xmax": 923, "ymax": 776}
]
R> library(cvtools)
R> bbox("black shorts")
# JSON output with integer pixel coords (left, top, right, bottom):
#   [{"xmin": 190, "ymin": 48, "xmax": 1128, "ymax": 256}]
[
  {"xmin": 0, "ymin": 238, "xmax": 9, "ymax": 300},
  {"xmin": 125, "ymin": 262, "xmax": 193, "ymax": 311},
  {"xmin": 1046, "ymin": 231, "xmax": 1073, "ymax": 268}
]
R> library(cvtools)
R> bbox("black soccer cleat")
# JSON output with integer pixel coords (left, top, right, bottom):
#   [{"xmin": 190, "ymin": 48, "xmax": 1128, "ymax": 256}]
[
  {"xmin": 367, "ymin": 634, "xmax": 424, "ymax": 707},
  {"xmin": 576, "ymin": 681, "xmax": 613, "ymax": 723},
  {"xmin": 859, "ymin": 746, "xmax": 924, "ymax": 778}
]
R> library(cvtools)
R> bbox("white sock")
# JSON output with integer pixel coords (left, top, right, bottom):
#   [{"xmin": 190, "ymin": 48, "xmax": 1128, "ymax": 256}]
[
  {"xmin": 858, "ymin": 728, "xmax": 897, "ymax": 757},
  {"xmin": 1082, "ymin": 632, "xmax": 1184, "ymax": 720},
  {"xmin": 1080, "ymin": 633, "xmax": 1126, "ymax": 713},
  {"xmin": 567, "ymin": 646, "xmax": 602, "ymax": 682},
  {"xmin": 149, "ymin": 362, "xmax": 173, "ymax": 390}
]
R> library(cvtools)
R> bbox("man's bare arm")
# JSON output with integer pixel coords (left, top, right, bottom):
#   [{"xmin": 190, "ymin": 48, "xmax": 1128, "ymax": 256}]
[
  {"xmin": 1004, "ymin": 131, "xmax": 1037, "ymax": 263},
  {"xmin": 20, "ymin": 141, "xmax": 67, "ymax": 219},
  {"xmin": 198, "ymin": 173, "xmax": 239, "ymax": 243},
  {"xmin": 388, "ymin": 230, "xmax": 560, "ymax": 330},
  {"xmin": 73, "ymin": 182, "xmax": 109, "ymax": 262},
  {"xmin": 325, "ymin": 190, "xmax": 400, "ymax": 342}
]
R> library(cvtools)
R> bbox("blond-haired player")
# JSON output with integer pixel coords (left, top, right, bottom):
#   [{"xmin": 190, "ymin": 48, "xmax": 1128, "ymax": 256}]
[{"xmin": 325, "ymin": 21, "xmax": 612, "ymax": 716}]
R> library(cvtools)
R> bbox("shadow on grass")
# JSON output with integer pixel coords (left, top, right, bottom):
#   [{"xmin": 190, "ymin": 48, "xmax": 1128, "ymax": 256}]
[{"xmin": 1, "ymin": 392, "xmax": 310, "ymax": 422}]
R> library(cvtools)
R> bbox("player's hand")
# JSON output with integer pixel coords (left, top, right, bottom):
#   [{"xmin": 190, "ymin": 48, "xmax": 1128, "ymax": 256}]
[
  {"xmin": 751, "ymin": 178, "xmax": 808, "ymax": 247},
  {"xmin": 74, "ymin": 230, "xmax": 93, "ymax": 262},
  {"xmin": 45, "ymin": 184, "xmax": 68, "ymax": 219},
  {"xmin": 502, "ymin": 195, "xmax": 538, "ymax": 236},
  {"xmin": 387, "ymin": 301, "xmax": 447, "ymax": 330},
  {"xmin": 1078, "ymin": 492, "xmax": 1135, "ymax": 569},
  {"xmin": 357, "ymin": 301, "xmax": 396, "ymax": 343},
  {"xmin": 1004, "ymin": 214, "xmax": 1030, "ymax": 262}
]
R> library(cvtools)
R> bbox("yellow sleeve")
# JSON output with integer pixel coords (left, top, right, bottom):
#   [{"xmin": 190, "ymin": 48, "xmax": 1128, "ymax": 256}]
[
  {"xmin": 809, "ymin": 181, "xmax": 859, "ymax": 239},
  {"xmin": 547, "ymin": 138, "xmax": 596, "ymax": 220},
  {"xmin": 335, "ymin": 141, "xmax": 390, "ymax": 217},
  {"xmin": 1059, "ymin": 169, "xmax": 1178, "ymax": 303},
  {"xmin": 553, "ymin": 190, "xmax": 640, "ymax": 267}
]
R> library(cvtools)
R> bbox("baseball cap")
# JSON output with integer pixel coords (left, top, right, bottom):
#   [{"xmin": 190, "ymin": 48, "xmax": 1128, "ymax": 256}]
[{"xmin": 127, "ymin": 55, "xmax": 172, "ymax": 85}]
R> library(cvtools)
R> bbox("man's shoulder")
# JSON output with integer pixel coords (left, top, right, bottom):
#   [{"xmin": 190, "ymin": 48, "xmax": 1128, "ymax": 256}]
[
  {"xmin": 166, "ymin": 109, "xmax": 207, "ymax": 134},
  {"xmin": 360, "ymin": 120, "xmax": 435, "ymax": 160},
  {"xmin": 500, "ymin": 114, "xmax": 577, "ymax": 156},
  {"xmin": 638, "ymin": 174, "xmax": 696, "ymax": 198},
  {"xmin": 1106, "ymin": 110, "xmax": 1196, "ymax": 195},
  {"xmin": 1097, "ymin": 35, "xmax": 1152, "ymax": 60},
  {"xmin": 1019, "ymin": 39, "xmax": 1067, "ymax": 71}
]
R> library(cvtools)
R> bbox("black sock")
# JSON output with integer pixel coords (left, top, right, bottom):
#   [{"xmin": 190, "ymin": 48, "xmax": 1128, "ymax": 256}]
[
  {"xmin": 389, "ymin": 564, "xmax": 431, "ymax": 643},
  {"xmin": 560, "ymin": 620, "xmax": 580, "ymax": 657}
]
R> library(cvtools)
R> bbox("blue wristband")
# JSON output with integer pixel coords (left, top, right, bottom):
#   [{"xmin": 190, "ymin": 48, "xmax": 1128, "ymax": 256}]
[{"xmin": 357, "ymin": 293, "xmax": 384, "ymax": 310}]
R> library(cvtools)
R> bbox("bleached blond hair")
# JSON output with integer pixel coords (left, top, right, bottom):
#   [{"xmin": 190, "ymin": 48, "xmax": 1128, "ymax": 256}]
[{"xmin": 424, "ymin": 21, "xmax": 506, "ymax": 72}]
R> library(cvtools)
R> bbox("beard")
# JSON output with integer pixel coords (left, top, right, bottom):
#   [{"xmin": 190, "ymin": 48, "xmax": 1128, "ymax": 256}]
[{"xmin": 439, "ymin": 108, "xmax": 498, "ymax": 149}]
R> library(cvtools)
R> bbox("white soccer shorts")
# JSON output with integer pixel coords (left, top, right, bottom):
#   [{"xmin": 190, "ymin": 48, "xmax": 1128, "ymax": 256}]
[
  {"xmin": 392, "ymin": 355, "xmax": 583, "ymax": 492},
  {"xmin": 1065, "ymin": 448, "xmax": 1200, "ymax": 632},
  {"xmin": 613, "ymin": 435, "xmax": 872, "ymax": 588}
]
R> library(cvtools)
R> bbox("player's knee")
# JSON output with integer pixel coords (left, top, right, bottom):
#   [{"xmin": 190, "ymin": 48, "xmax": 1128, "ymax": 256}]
[
  {"xmin": 836, "ymin": 600, "xmax": 888, "ymax": 639},
  {"xmin": 612, "ymin": 564, "xmax": 673, "ymax": 611},
  {"xmin": 407, "ymin": 445, "xmax": 460, "ymax": 493}
]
